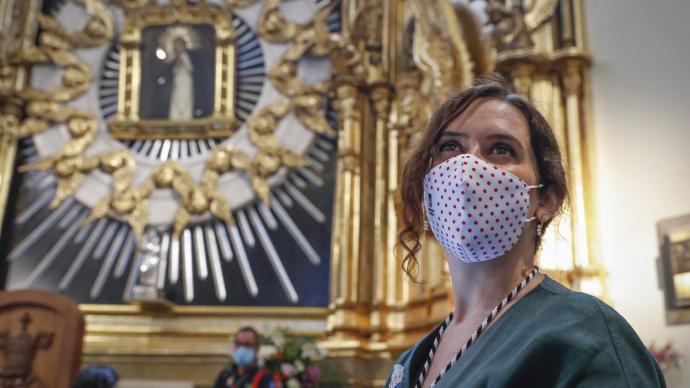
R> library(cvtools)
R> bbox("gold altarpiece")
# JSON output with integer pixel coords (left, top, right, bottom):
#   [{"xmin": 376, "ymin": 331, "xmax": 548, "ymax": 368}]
[{"xmin": 0, "ymin": 0, "xmax": 602, "ymax": 386}]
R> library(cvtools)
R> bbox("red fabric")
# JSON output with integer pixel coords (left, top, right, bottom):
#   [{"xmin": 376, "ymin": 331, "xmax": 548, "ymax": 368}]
[{"xmin": 251, "ymin": 368, "xmax": 282, "ymax": 388}]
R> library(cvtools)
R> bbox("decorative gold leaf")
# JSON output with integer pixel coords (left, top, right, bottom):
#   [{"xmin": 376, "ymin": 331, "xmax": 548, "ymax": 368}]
[
  {"xmin": 302, "ymin": 1, "xmax": 338, "ymax": 56},
  {"xmin": 201, "ymin": 170, "xmax": 219, "ymax": 191},
  {"xmin": 281, "ymin": 151, "xmax": 308, "ymax": 168},
  {"xmin": 112, "ymin": 167, "xmax": 134, "ymax": 193},
  {"xmin": 230, "ymin": 152, "xmax": 251, "ymax": 171},
  {"xmin": 37, "ymin": 0, "xmax": 113, "ymax": 48},
  {"xmin": 83, "ymin": 195, "xmax": 112, "ymax": 225},
  {"xmin": 17, "ymin": 118, "xmax": 49, "ymax": 138},
  {"xmin": 257, "ymin": 0, "xmax": 298, "ymax": 43},
  {"xmin": 129, "ymin": 201, "xmax": 149, "ymax": 244},
  {"xmin": 210, "ymin": 196, "xmax": 235, "ymax": 225},
  {"xmin": 51, "ymin": 172, "xmax": 86, "ymax": 208},
  {"xmin": 524, "ymin": 0, "xmax": 559, "ymax": 31},
  {"xmin": 18, "ymin": 48, "xmax": 92, "ymax": 102},
  {"xmin": 295, "ymin": 110, "xmax": 336, "ymax": 136},
  {"xmin": 18, "ymin": 157, "xmax": 55, "ymax": 173},
  {"xmin": 173, "ymin": 207, "xmax": 191, "ymax": 241},
  {"xmin": 138, "ymin": 179, "xmax": 156, "ymax": 198},
  {"xmin": 251, "ymin": 176, "xmax": 271, "ymax": 205},
  {"xmin": 225, "ymin": 0, "xmax": 260, "ymax": 7},
  {"xmin": 113, "ymin": 0, "xmax": 149, "ymax": 9},
  {"xmin": 249, "ymin": 133, "xmax": 283, "ymax": 153},
  {"xmin": 186, "ymin": 188, "xmax": 210, "ymax": 214},
  {"xmin": 172, "ymin": 173, "xmax": 193, "ymax": 198}
]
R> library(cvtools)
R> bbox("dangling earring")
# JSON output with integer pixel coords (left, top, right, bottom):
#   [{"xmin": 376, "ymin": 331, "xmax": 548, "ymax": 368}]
[
  {"xmin": 423, "ymin": 206, "xmax": 430, "ymax": 231},
  {"xmin": 536, "ymin": 222, "xmax": 543, "ymax": 237}
]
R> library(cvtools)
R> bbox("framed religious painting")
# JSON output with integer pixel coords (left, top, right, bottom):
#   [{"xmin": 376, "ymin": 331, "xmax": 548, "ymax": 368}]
[
  {"xmin": 108, "ymin": 3, "xmax": 238, "ymax": 140},
  {"xmin": 658, "ymin": 214, "xmax": 690, "ymax": 323},
  {"xmin": 1, "ymin": 0, "xmax": 342, "ymax": 309}
]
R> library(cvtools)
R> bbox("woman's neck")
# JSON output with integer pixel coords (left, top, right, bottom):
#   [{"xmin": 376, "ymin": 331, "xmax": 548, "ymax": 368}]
[{"xmin": 447, "ymin": 245, "xmax": 536, "ymax": 322}]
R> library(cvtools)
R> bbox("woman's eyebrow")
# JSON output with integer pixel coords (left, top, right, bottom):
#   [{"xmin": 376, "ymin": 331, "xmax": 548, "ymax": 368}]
[
  {"xmin": 437, "ymin": 131, "xmax": 468, "ymax": 139},
  {"xmin": 486, "ymin": 133, "xmax": 522, "ymax": 145}
]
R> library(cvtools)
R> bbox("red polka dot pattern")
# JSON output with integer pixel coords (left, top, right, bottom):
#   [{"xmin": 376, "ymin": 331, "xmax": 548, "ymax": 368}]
[{"xmin": 423, "ymin": 154, "xmax": 530, "ymax": 263}]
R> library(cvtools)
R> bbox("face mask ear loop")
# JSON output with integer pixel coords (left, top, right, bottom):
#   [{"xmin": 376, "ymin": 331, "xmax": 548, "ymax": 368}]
[{"xmin": 524, "ymin": 183, "xmax": 544, "ymax": 223}]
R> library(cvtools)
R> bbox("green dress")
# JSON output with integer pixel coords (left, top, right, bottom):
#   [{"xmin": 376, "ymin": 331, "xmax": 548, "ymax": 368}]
[{"xmin": 385, "ymin": 276, "xmax": 665, "ymax": 388}]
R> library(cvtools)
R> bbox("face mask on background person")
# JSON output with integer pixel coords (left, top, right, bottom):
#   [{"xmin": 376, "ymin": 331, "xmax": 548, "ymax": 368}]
[
  {"xmin": 423, "ymin": 153, "xmax": 542, "ymax": 263},
  {"xmin": 233, "ymin": 346, "xmax": 256, "ymax": 367}
]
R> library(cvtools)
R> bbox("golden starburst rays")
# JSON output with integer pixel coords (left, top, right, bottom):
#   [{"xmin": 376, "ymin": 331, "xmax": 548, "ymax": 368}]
[{"xmin": 8, "ymin": 0, "xmax": 340, "ymax": 243}]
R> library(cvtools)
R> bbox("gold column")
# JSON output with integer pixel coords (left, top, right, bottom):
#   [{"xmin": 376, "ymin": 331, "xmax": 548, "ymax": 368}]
[
  {"xmin": 368, "ymin": 83, "xmax": 391, "ymax": 341},
  {"xmin": 0, "ymin": 108, "xmax": 18, "ymax": 238},
  {"xmin": 328, "ymin": 79, "xmax": 368, "ymax": 335},
  {"xmin": 0, "ymin": 0, "xmax": 40, "ymax": 237},
  {"xmin": 562, "ymin": 62, "xmax": 589, "ymax": 268}
]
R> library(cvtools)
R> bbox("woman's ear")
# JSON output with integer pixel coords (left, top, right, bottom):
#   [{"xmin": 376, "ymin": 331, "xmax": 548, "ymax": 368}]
[{"xmin": 535, "ymin": 186, "xmax": 561, "ymax": 223}]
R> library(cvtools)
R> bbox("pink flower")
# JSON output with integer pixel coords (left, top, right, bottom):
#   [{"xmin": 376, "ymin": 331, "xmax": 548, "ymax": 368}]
[
  {"xmin": 647, "ymin": 341, "xmax": 683, "ymax": 371},
  {"xmin": 280, "ymin": 362, "xmax": 298, "ymax": 378},
  {"xmin": 305, "ymin": 364, "xmax": 321, "ymax": 382}
]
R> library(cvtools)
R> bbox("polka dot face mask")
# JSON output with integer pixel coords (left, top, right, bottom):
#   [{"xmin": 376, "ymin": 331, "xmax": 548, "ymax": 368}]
[{"xmin": 423, "ymin": 153, "xmax": 541, "ymax": 263}]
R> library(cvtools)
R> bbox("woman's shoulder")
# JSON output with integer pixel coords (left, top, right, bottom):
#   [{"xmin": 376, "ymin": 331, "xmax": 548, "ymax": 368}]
[
  {"xmin": 524, "ymin": 276, "xmax": 665, "ymax": 387},
  {"xmin": 535, "ymin": 276, "xmax": 635, "ymax": 329},
  {"xmin": 529, "ymin": 276, "xmax": 640, "ymax": 341}
]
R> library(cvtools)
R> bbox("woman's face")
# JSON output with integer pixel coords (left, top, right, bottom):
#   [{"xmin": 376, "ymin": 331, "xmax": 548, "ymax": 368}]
[
  {"xmin": 431, "ymin": 98, "xmax": 549, "ymax": 222},
  {"xmin": 431, "ymin": 97, "xmax": 540, "ymax": 188}
]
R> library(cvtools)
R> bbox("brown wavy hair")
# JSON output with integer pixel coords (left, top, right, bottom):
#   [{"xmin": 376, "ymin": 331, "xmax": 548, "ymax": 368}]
[{"xmin": 398, "ymin": 75, "xmax": 568, "ymax": 280}]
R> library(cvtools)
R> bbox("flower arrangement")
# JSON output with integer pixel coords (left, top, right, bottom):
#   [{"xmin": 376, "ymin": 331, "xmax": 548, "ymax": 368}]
[
  {"xmin": 259, "ymin": 327, "xmax": 327, "ymax": 388},
  {"xmin": 647, "ymin": 341, "xmax": 683, "ymax": 371}
]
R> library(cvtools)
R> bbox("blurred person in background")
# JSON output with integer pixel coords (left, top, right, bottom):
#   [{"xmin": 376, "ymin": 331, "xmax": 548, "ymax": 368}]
[
  {"xmin": 72, "ymin": 365, "xmax": 118, "ymax": 388},
  {"xmin": 214, "ymin": 326, "xmax": 280, "ymax": 388}
]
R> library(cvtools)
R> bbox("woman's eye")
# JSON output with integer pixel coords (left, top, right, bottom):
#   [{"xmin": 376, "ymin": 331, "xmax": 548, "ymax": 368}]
[
  {"xmin": 490, "ymin": 143, "xmax": 516, "ymax": 157},
  {"xmin": 439, "ymin": 142, "xmax": 461, "ymax": 153}
]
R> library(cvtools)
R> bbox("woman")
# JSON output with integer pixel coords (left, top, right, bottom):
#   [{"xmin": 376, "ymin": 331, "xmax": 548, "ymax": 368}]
[{"xmin": 386, "ymin": 77, "xmax": 665, "ymax": 388}]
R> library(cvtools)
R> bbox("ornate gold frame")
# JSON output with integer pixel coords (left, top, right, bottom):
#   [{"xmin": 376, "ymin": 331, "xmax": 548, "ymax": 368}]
[{"xmin": 108, "ymin": 2, "xmax": 238, "ymax": 140}]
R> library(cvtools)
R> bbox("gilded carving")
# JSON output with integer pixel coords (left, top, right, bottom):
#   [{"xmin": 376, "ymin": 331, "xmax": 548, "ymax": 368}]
[
  {"xmin": 486, "ymin": 0, "xmax": 559, "ymax": 51},
  {"xmin": 258, "ymin": 0, "xmax": 336, "ymax": 54},
  {"xmin": 225, "ymin": 0, "xmax": 261, "ymax": 7},
  {"xmin": 173, "ymin": 144, "xmax": 251, "ymax": 239},
  {"xmin": 391, "ymin": 72, "xmax": 428, "ymax": 138},
  {"xmin": 250, "ymin": 148, "xmax": 306, "ymax": 204},
  {"xmin": 257, "ymin": 0, "xmax": 299, "ymax": 43},
  {"xmin": 16, "ymin": 103, "xmax": 99, "ymax": 208},
  {"xmin": 37, "ymin": 0, "xmax": 114, "ymax": 48},
  {"xmin": 85, "ymin": 161, "xmax": 189, "ymax": 242},
  {"xmin": 268, "ymin": 43, "xmax": 311, "ymax": 97},
  {"xmin": 113, "ymin": 0, "xmax": 150, "ymax": 10},
  {"xmin": 410, "ymin": 1, "xmax": 461, "ymax": 103},
  {"xmin": 247, "ymin": 101, "xmax": 292, "ymax": 152},
  {"xmin": 0, "ymin": 115, "xmax": 19, "ymax": 142},
  {"xmin": 9, "ymin": 0, "xmax": 340, "ymax": 246},
  {"xmin": 330, "ymin": 40, "xmax": 366, "ymax": 83},
  {"xmin": 293, "ymin": 88, "xmax": 336, "ymax": 136},
  {"xmin": 16, "ymin": 43, "xmax": 93, "ymax": 103}
]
